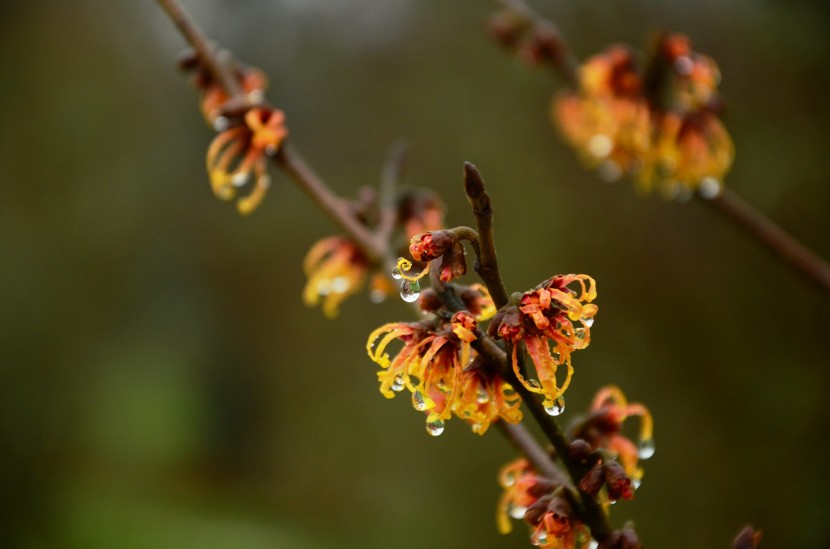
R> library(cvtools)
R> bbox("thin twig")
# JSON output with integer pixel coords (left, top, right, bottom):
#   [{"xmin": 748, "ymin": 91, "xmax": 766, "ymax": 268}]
[
  {"xmin": 156, "ymin": 0, "xmax": 242, "ymax": 97},
  {"xmin": 495, "ymin": 0, "xmax": 579, "ymax": 84},
  {"xmin": 706, "ymin": 189, "xmax": 830, "ymax": 294},
  {"xmin": 498, "ymin": 422, "xmax": 569, "ymax": 485},
  {"xmin": 463, "ymin": 163, "xmax": 511, "ymax": 309},
  {"xmin": 376, "ymin": 140, "xmax": 408, "ymax": 249}
]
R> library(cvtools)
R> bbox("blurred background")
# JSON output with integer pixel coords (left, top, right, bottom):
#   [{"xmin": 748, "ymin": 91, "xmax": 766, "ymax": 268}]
[{"xmin": 2, "ymin": 0, "xmax": 829, "ymax": 547}]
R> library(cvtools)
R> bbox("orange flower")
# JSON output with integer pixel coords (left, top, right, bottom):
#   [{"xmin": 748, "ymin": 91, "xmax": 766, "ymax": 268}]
[
  {"xmin": 367, "ymin": 311, "xmax": 521, "ymax": 435},
  {"xmin": 497, "ymin": 458, "xmax": 590, "ymax": 549},
  {"xmin": 553, "ymin": 46, "xmax": 651, "ymax": 181},
  {"xmin": 491, "ymin": 275, "xmax": 597, "ymax": 414},
  {"xmin": 206, "ymin": 107, "xmax": 287, "ymax": 214},
  {"xmin": 303, "ymin": 236, "xmax": 368, "ymax": 318},
  {"xmin": 571, "ymin": 385, "xmax": 654, "ymax": 488}
]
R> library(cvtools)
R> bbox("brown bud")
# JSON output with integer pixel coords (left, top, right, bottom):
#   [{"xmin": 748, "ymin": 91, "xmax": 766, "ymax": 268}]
[
  {"xmin": 418, "ymin": 288, "xmax": 442, "ymax": 313},
  {"xmin": 732, "ymin": 525, "xmax": 762, "ymax": 549},
  {"xmin": 604, "ymin": 461, "xmax": 634, "ymax": 502},
  {"xmin": 409, "ymin": 231, "xmax": 454, "ymax": 262},
  {"xmin": 598, "ymin": 528, "xmax": 642, "ymax": 549},
  {"xmin": 438, "ymin": 241, "xmax": 467, "ymax": 282},
  {"xmin": 568, "ymin": 439, "xmax": 594, "ymax": 463},
  {"xmin": 579, "ymin": 461, "xmax": 605, "ymax": 496}
]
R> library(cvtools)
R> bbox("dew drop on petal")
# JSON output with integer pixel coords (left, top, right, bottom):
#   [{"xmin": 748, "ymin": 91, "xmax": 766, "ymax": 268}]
[
  {"xmin": 426, "ymin": 415, "xmax": 445, "ymax": 436},
  {"xmin": 400, "ymin": 280, "xmax": 421, "ymax": 303},
  {"xmin": 588, "ymin": 135, "xmax": 613, "ymax": 159},
  {"xmin": 391, "ymin": 266, "xmax": 403, "ymax": 280},
  {"xmin": 508, "ymin": 504, "xmax": 527, "ymax": 519},
  {"xmin": 391, "ymin": 374, "xmax": 405, "ymax": 392},
  {"xmin": 632, "ymin": 478, "xmax": 642, "ymax": 490},
  {"xmin": 544, "ymin": 398, "xmax": 565, "ymax": 417},
  {"xmin": 532, "ymin": 530, "xmax": 548, "ymax": 546},
  {"xmin": 212, "ymin": 115, "xmax": 229, "ymax": 132},
  {"xmin": 589, "ymin": 541, "xmax": 599, "ymax": 549},
  {"xmin": 476, "ymin": 387, "xmax": 490, "ymax": 404},
  {"xmin": 412, "ymin": 390, "xmax": 428, "ymax": 411},
  {"xmin": 698, "ymin": 176, "xmax": 722, "ymax": 199},
  {"xmin": 331, "ymin": 276, "xmax": 350, "ymax": 294},
  {"xmin": 582, "ymin": 316, "xmax": 595, "ymax": 328},
  {"xmin": 231, "ymin": 172, "xmax": 249, "ymax": 187},
  {"xmin": 638, "ymin": 438, "xmax": 656, "ymax": 460}
]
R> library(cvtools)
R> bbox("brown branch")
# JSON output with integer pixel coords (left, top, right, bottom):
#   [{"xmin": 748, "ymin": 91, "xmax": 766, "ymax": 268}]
[
  {"xmin": 463, "ymin": 163, "xmax": 511, "ymax": 309},
  {"xmin": 706, "ymin": 189, "xmax": 830, "ymax": 294},
  {"xmin": 156, "ymin": 0, "xmax": 242, "ymax": 97},
  {"xmin": 498, "ymin": 422, "xmax": 569, "ymax": 486},
  {"xmin": 376, "ymin": 140, "xmax": 408, "ymax": 249},
  {"xmin": 494, "ymin": 0, "xmax": 579, "ymax": 85}
]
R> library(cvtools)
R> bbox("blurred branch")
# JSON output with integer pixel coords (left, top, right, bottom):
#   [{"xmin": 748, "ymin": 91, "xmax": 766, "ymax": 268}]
[
  {"xmin": 707, "ymin": 189, "xmax": 830, "ymax": 294},
  {"xmin": 376, "ymin": 140, "xmax": 408, "ymax": 249}
]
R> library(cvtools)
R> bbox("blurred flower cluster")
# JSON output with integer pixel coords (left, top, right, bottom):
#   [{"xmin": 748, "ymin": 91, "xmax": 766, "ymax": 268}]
[
  {"xmin": 498, "ymin": 386, "xmax": 651, "ymax": 548},
  {"xmin": 179, "ymin": 51, "xmax": 287, "ymax": 214},
  {"xmin": 555, "ymin": 34, "xmax": 734, "ymax": 199}
]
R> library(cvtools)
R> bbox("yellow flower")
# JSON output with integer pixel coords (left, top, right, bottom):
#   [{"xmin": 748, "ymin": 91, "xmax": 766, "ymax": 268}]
[
  {"xmin": 303, "ymin": 236, "xmax": 368, "ymax": 318},
  {"xmin": 491, "ymin": 275, "xmax": 597, "ymax": 413},
  {"xmin": 206, "ymin": 107, "xmax": 287, "ymax": 214}
]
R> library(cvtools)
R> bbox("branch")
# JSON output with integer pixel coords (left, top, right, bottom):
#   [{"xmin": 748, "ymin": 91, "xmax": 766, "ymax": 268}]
[
  {"xmin": 706, "ymin": 189, "xmax": 830, "ymax": 294},
  {"xmin": 463, "ymin": 163, "xmax": 511, "ymax": 309},
  {"xmin": 376, "ymin": 140, "xmax": 408, "ymax": 249}
]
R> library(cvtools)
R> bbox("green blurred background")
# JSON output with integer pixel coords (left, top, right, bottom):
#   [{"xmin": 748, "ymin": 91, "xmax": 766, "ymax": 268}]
[{"xmin": 2, "ymin": 0, "xmax": 829, "ymax": 547}]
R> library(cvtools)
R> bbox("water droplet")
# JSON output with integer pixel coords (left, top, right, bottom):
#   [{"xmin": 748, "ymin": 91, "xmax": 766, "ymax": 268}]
[
  {"xmin": 426, "ymin": 415, "xmax": 445, "ymax": 436},
  {"xmin": 582, "ymin": 316, "xmax": 595, "ymax": 328},
  {"xmin": 589, "ymin": 541, "xmax": 599, "ymax": 549},
  {"xmin": 471, "ymin": 423, "xmax": 483, "ymax": 434},
  {"xmin": 632, "ymin": 478, "xmax": 642, "ymax": 490},
  {"xmin": 638, "ymin": 439, "xmax": 655, "ymax": 460},
  {"xmin": 231, "ymin": 172, "xmax": 249, "ymax": 187},
  {"xmin": 331, "ymin": 276, "xmax": 349, "ymax": 293},
  {"xmin": 212, "ymin": 115, "xmax": 229, "ymax": 132},
  {"xmin": 391, "ymin": 266, "xmax": 403, "ymax": 280},
  {"xmin": 391, "ymin": 375, "xmax": 405, "ymax": 392},
  {"xmin": 247, "ymin": 89, "xmax": 264, "ymax": 104},
  {"xmin": 698, "ymin": 176, "xmax": 722, "ymax": 199},
  {"xmin": 476, "ymin": 387, "xmax": 490, "ymax": 404},
  {"xmin": 588, "ymin": 135, "xmax": 613, "ymax": 159},
  {"xmin": 412, "ymin": 390, "xmax": 428, "ymax": 411},
  {"xmin": 316, "ymin": 281, "xmax": 331, "ymax": 296},
  {"xmin": 508, "ymin": 504, "xmax": 527, "ymax": 519},
  {"xmin": 544, "ymin": 398, "xmax": 565, "ymax": 416},
  {"xmin": 674, "ymin": 55, "xmax": 694, "ymax": 75},
  {"xmin": 532, "ymin": 529, "xmax": 548, "ymax": 546},
  {"xmin": 400, "ymin": 280, "xmax": 421, "ymax": 303},
  {"xmin": 597, "ymin": 160, "xmax": 622, "ymax": 182}
]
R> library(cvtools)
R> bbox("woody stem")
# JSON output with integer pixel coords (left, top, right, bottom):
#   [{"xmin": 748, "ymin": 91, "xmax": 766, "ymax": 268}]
[{"xmin": 706, "ymin": 189, "xmax": 830, "ymax": 294}]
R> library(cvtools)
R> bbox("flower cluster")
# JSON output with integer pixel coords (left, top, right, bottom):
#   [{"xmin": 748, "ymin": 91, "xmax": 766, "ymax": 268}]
[
  {"xmin": 497, "ymin": 458, "xmax": 590, "ymax": 549},
  {"xmin": 179, "ymin": 50, "xmax": 287, "ymax": 214},
  {"xmin": 554, "ymin": 34, "xmax": 734, "ymax": 199},
  {"xmin": 570, "ymin": 386, "xmax": 654, "ymax": 490},
  {"xmin": 490, "ymin": 275, "xmax": 597, "ymax": 414},
  {"xmin": 367, "ymin": 309, "xmax": 520, "ymax": 435}
]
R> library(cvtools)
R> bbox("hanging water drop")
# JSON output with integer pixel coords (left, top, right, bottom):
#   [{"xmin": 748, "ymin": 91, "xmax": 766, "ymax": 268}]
[
  {"xmin": 425, "ymin": 415, "xmax": 445, "ymax": 436},
  {"xmin": 632, "ymin": 478, "xmax": 642, "ymax": 490},
  {"xmin": 400, "ymin": 280, "xmax": 421, "ymax": 303},
  {"xmin": 544, "ymin": 398, "xmax": 565, "ymax": 416},
  {"xmin": 508, "ymin": 503, "xmax": 527, "ymax": 519},
  {"xmin": 476, "ymin": 387, "xmax": 490, "ymax": 404},
  {"xmin": 391, "ymin": 374, "xmax": 405, "ymax": 392},
  {"xmin": 412, "ymin": 390, "xmax": 428, "ymax": 411},
  {"xmin": 589, "ymin": 541, "xmax": 599, "ymax": 549},
  {"xmin": 391, "ymin": 266, "xmax": 403, "ymax": 280},
  {"xmin": 582, "ymin": 316, "xmax": 595, "ymax": 328},
  {"xmin": 532, "ymin": 530, "xmax": 548, "ymax": 546},
  {"xmin": 698, "ymin": 176, "xmax": 722, "ymax": 199},
  {"xmin": 638, "ymin": 438, "xmax": 656, "ymax": 460}
]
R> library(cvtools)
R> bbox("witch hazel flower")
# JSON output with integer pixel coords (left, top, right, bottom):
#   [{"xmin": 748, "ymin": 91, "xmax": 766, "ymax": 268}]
[
  {"xmin": 206, "ymin": 107, "xmax": 287, "ymax": 214},
  {"xmin": 497, "ymin": 458, "xmax": 591, "ymax": 549},
  {"xmin": 490, "ymin": 275, "xmax": 598, "ymax": 414},
  {"xmin": 367, "ymin": 311, "xmax": 520, "ymax": 436},
  {"xmin": 570, "ymin": 385, "xmax": 654, "ymax": 489},
  {"xmin": 302, "ymin": 235, "xmax": 370, "ymax": 318}
]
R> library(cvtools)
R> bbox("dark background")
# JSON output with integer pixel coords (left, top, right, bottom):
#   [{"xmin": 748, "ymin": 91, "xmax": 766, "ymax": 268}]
[{"xmin": 2, "ymin": 0, "xmax": 829, "ymax": 547}]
